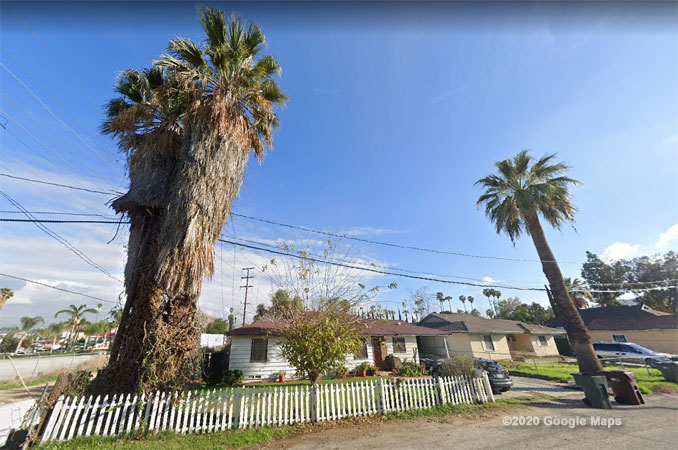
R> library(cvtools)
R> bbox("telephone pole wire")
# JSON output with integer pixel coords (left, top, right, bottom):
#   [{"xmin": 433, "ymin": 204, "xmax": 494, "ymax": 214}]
[{"xmin": 240, "ymin": 267, "xmax": 255, "ymax": 326}]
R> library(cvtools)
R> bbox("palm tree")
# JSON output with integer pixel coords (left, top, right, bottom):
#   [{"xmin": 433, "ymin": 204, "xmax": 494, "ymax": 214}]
[
  {"xmin": 564, "ymin": 277, "xmax": 592, "ymax": 309},
  {"xmin": 467, "ymin": 296, "xmax": 475, "ymax": 311},
  {"xmin": 93, "ymin": 7, "xmax": 287, "ymax": 393},
  {"xmin": 459, "ymin": 295, "xmax": 467, "ymax": 313},
  {"xmin": 14, "ymin": 316, "xmax": 44, "ymax": 353},
  {"xmin": 0, "ymin": 288, "xmax": 13, "ymax": 312},
  {"xmin": 476, "ymin": 150, "xmax": 602, "ymax": 374},
  {"xmin": 55, "ymin": 304, "xmax": 97, "ymax": 352},
  {"xmin": 436, "ymin": 292, "xmax": 446, "ymax": 312}
]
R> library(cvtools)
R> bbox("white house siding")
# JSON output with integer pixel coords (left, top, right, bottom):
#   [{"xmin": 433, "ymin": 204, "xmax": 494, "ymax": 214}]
[
  {"xmin": 385, "ymin": 336, "xmax": 420, "ymax": 363},
  {"xmin": 230, "ymin": 336, "xmax": 376, "ymax": 381},
  {"xmin": 229, "ymin": 337, "xmax": 295, "ymax": 381}
]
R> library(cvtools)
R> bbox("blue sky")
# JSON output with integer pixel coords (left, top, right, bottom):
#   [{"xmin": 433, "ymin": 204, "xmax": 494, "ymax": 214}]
[{"xmin": 1, "ymin": 1, "xmax": 677, "ymax": 327}]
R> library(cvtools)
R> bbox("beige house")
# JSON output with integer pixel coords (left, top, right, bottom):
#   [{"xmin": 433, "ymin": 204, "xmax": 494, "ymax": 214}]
[
  {"xmin": 227, "ymin": 319, "xmax": 446, "ymax": 381},
  {"xmin": 418, "ymin": 313, "xmax": 565, "ymax": 361},
  {"xmin": 546, "ymin": 305, "xmax": 678, "ymax": 354}
]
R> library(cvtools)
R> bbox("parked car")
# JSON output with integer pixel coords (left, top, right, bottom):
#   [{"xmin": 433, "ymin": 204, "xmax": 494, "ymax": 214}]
[
  {"xmin": 420, "ymin": 353, "xmax": 445, "ymax": 375},
  {"xmin": 473, "ymin": 358, "xmax": 512, "ymax": 394},
  {"xmin": 592, "ymin": 342, "xmax": 677, "ymax": 365}
]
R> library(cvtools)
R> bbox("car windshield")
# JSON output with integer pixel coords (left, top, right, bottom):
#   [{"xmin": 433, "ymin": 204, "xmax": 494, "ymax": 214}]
[
  {"xmin": 629, "ymin": 344, "xmax": 655, "ymax": 354},
  {"xmin": 478, "ymin": 360, "xmax": 504, "ymax": 371}
]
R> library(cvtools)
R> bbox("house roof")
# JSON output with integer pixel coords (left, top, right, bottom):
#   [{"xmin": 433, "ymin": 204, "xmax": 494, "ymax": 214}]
[
  {"xmin": 227, "ymin": 318, "xmax": 448, "ymax": 337},
  {"xmin": 419, "ymin": 313, "xmax": 565, "ymax": 335},
  {"xmin": 544, "ymin": 305, "xmax": 678, "ymax": 331}
]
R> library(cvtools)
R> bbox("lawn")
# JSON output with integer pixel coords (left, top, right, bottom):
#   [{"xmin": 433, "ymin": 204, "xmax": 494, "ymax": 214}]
[
  {"xmin": 38, "ymin": 395, "xmax": 541, "ymax": 449},
  {"xmin": 0, "ymin": 374, "xmax": 58, "ymax": 391},
  {"xmin": 504, "ymin": 361, "xmax": 678, "ymax": 394}
]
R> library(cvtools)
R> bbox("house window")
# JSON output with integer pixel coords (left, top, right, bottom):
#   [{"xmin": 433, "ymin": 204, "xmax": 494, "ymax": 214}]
[
  {"xmin": 482, "ymin": 335, "xmax": 495, "ymax": 351},
  {"xmin": 612, "ymin": 334, "xmax": 628, "ymax": 343},
  {"xmin": 354, "ymin": 339, "xmax": 368, "ymax": 359},
  {"xmin": 537, "ymin": 336, "xmax": 548, "ymax": 346},
  {"xmin": 250, "ymin": 338, "xmax": 268, "ymax": 362},
  {"xmin": 392, "ymin": 337, "xmax": 406, "ymax": 353}
]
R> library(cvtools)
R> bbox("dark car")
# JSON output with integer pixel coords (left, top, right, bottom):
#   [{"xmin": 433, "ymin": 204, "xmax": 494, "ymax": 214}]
[{"xmin": 473, "ymin": 358, "xmax": 512, "ymax": 394}]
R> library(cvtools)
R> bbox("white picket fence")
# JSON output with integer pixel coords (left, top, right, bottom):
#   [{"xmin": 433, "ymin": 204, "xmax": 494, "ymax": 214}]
[{"xmin": 40, "ymin": 374, "xmax": 493, "ymax": 443}]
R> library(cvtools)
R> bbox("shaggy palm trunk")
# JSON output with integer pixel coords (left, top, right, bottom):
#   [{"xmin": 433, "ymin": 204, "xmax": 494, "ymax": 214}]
[
  {"xmin": 89, "ymin": 211, "xmax": 201, "ymax": 394},
  {"xmin": 524, "ymin": 214, "xmax": 602, "ymax": 374}
]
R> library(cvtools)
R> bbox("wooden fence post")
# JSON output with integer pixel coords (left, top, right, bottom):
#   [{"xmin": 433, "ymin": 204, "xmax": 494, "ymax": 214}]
[
  {"xmin": 437, "ymin": 376, "xmax": 446, "ymax": 405},
  {"xmin": 311, "ymin": 383, "xmax": 318, "ymax": 422},
  {"xmin": 482, "ymin": 372, "xmax": 495, "ymax": 403}
]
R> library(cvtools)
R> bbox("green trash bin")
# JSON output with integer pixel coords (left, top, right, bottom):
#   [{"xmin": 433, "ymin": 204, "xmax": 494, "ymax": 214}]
[
  {"xmin": 572, "ymin": 373, "xmax": 612, "ymax": 409},
  {"xmin": 652, "ymin": 361, "xmax": 678, "ymax": 383}
]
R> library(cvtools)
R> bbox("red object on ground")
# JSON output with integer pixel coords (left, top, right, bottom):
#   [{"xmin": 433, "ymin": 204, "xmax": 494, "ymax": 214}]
[{"xmin": 599, "ymin": 370, "xmax": 645, "ymax": 405}]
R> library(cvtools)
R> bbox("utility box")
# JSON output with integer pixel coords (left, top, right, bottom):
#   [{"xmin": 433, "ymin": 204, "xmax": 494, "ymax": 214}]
[{"xmin": 572, "ymin": 373, "xmax": 612, "ymax": 409}]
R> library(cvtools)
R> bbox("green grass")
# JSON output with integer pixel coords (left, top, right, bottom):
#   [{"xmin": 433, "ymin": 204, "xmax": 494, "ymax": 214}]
[
  {"xmin": 38, "ymin": 395, "xmax": 543, "ymax": 449},
  {"xmin": 0, "ymin": 375, "xmax": 58, "ymax": 391},
  {"xmin": 505, "ymin": 361, "xmax": 678, "ymax": 394}
]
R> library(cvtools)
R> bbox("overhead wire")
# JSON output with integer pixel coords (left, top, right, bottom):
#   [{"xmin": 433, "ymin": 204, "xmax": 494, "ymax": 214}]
[{"xmin": 0, "ymin": 272, "xmax": 116, "ymax": 303}]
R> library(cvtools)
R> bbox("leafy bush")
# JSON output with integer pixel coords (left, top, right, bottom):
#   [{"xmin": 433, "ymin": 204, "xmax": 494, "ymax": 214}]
[
  {"xmin": 356, "ymin": 361, "xmax": 377, "ymax": 375},
  {"xmin": 396, "ymin": 361, "xmax": 427, "ymax": 377},
  {"xmin": 437, "ymin": 355, "xmax": 476, "ymax": 377},
  {"xmin": 213, "ymin": 369, "xmax": 244, "ymax": 387}
]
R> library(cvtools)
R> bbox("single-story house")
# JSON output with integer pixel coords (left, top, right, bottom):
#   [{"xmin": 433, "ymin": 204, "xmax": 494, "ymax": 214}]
[
  {"xmin": 226, "ymin": 319, "xmax": 447, "ymax": 381},
  {"xmin": 417, "ymin": 313, "xmax": 565, "ymax": 361},
  {"xmin": 545, "ymin": 305, "xmax": 678, "ymax": 354}
]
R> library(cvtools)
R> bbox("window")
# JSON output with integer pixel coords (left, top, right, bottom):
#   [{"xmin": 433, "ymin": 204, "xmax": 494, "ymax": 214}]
[
  {"xmin": 537, "ymin": 336, "xmax": 548, "ymax": 347},
  {"xmin": 482, "ymin": 335, "xmax": 495, "ymax": 351},
  {"xmin": 354, "ymin": 339, "xmax": 368, "ymax": 359},
  {"xmin": 250, "ymin": 338, "xmax": 268, "ymax": 362},
  {"xmin": 392, "ymin": 337, "xmax": 406, "ymax": 353},
  {"xmin": 612, "ymin": 334, "xmax": 628, "ymax": 343}
]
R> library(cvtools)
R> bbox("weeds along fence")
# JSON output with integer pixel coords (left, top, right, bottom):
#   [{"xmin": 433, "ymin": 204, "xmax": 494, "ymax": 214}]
[{"xmin": 40, "ymin": 374, "xmax": 494, "ymax": 444}]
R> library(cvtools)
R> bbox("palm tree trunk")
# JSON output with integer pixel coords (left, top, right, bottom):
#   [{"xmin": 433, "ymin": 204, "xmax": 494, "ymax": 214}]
[{"xmin": 524, "ymin": 214, "xmax": 602, "ymax": 374}]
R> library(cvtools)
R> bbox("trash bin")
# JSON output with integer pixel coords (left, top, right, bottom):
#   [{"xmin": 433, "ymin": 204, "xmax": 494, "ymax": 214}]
[
  {"xmin": 651, "ymin": 361, "xmax": 678, "ymax": 383},
  {"xmin": 599, "ymin": 371, "xmax": 645, "ymax": 405},
  {"xmin": 572, "ymin": 373, "xmax": 612, "ymax": 409}
]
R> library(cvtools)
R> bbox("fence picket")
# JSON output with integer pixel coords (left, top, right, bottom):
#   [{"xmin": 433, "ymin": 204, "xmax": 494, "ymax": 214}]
[
  {"xmin": 41, "ymin": 395, "xmax": 64, "ymax": 443},
  {"xmin": 111, "ymin": 393, "xmax": 125, "ymax": 435}
]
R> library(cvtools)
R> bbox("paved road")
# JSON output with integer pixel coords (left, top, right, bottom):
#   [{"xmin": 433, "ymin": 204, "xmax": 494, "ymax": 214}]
[{"xmin": 255, "ymin": 393, "xmax": 678, "ymax": 450}]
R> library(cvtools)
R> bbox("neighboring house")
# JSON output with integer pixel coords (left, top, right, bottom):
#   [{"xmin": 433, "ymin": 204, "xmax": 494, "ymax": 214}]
[
  {"xmin": 545, "ymin": 305, "xmax": 678, "ymax": 354},
  {"xmin": 226, "ymin": 319, "xmax": 447, "ymax": 381},
  {"xmin": 418, "ymin": 313, "xmax": 565, "ymax": 361},
  {"xmin": 200, "ymin": 333, "xmax": 227, "ymax": 350}
]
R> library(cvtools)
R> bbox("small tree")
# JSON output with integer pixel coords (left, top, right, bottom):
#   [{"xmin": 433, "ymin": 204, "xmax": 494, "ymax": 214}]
[
  {"xmin": 205, "ymin": 318, "xmax": 229, "ymax": 334},
  {"xmin": 280, "ymin": 311, "xmax": 363, "ymax": 385}
]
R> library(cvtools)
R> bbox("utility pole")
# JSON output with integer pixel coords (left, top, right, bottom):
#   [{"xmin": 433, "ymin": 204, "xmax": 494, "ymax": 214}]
[{"xmin": 240, "ymin": 267, "xmax": 254, "ymax": 326}]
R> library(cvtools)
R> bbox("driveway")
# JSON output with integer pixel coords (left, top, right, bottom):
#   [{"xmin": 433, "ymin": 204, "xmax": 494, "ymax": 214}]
[
  {"xmin": 252, "ymin": 394, "xmax": 678, "ymax": 450},
  {"xmin": 499, "ymin": 375, "xmax": 579, "ymax": 399}
]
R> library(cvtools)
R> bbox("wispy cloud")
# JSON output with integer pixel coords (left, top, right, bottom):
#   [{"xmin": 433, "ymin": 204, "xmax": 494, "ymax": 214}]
[
  {"xmin": 430, "ymin": 85, "xmax": 467, "ymax": 104},
  {"xmin": 341, "ymin": 226, "xmax": 405, "ymax": 237},
  {"xmin": 659, "ymin": 133, "xmax": 678, "ymax": 147}
]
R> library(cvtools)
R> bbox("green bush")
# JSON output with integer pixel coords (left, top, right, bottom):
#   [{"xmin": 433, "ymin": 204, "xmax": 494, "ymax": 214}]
[
  {"xmin": 213, "ymin": 369, "xmax": 244, "ymax": 387},
  {"xmin": 397, "ymin": 361, "xmax": 427, "ymax": 377},
  {"xmin": 438, "ymin": 355, "xmax": 476, "ymax": 377},
  {"xmin": 0, "ymin": 335, "xmax": 19, "ymax": 353}
]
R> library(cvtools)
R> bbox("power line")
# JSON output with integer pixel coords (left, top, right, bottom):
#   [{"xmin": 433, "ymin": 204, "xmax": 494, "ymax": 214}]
[
  {"xmin": 3, "ymin": 215, "xmax": 675, "ymax": 291},
  {"xmin": 0, "ymin": 272, "xmax": 116, "ymax": 303},
  {"xmin": 0, "ymin": 211, "xmax": 116, "ymax": 218},
  {"xmin": 229, "ymin": 212, "xmax": 579, "ymax": 265},
  {"xmin": 0, "ymin": 191, "xmax": 123, "ymax": 283},
  {"xmin": 0, "ymin": 174, "xmax": 120, "ymax": 196}
]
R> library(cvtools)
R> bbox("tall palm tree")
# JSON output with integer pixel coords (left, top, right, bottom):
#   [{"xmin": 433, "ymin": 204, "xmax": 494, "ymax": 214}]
[
  {"xmin": 14, "ymin": 316, "xmax": 44, "ymax": 353},
  {"xmin": 55, "ymin": 304, "xmax": 97, "ymax": 352},
  {"xmin": 476, "ymin": 150, "xmax": 602, "ymax": 374},
  {"xmin": 467, "ymin": 295, "xmax": 475, "ymax": 312},
  {"xmin": 564, "ymin": 277, "xmax": 592, "ymax": 309},
  {"xmin": 93, "ymin": 7, "xmax": 287, "ymax": 393},
  {"xmin": 459, "ymin": 295, "xmax": 467, "ymax": 313}
]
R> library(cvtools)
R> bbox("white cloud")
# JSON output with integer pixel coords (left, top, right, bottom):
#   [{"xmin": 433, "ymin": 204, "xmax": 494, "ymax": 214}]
[
  {"xmin": 482, "ymin": 276, "xmax": 498, "ymax": 283},
  {"xmin": 600, "ymin": 242, "xmax": 641, "ymax": 262},
  {"xmin": 342, "ymin": 227, "xmax": 405, "ymax": 237},
  {"xmin": 655, "ymin": 224, "xmax": 678, "ymax": 251},
  {"xmin": 659, "ymin": 133, "xmax": 678, "ymax": 147}
]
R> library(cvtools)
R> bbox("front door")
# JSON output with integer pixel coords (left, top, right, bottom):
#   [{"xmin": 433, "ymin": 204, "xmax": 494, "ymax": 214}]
[{"xmin": 371, "ymin": 337, "xmax": 387, "ymax": 369}]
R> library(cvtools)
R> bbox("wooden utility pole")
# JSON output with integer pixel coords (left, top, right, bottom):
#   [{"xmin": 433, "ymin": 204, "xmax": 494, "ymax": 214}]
[{"xmin": 240, "ymin": 267, "xmax": 254, "ymax": 326}]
